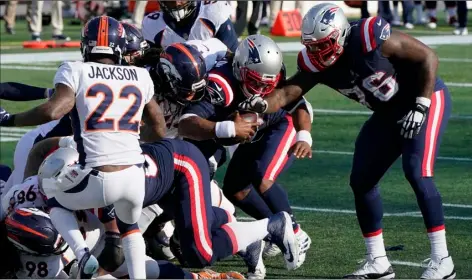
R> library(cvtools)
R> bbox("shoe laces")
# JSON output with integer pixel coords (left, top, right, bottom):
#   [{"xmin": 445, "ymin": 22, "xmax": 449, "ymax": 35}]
[{"xmin": 421, "ymin": 258, "xmax": 439, "ymax": 271}]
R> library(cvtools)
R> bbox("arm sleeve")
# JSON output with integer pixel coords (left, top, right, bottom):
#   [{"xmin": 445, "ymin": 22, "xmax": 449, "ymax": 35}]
[
  {"xmin": 0, "ymin": 82, "xmax": 50, "ymax": 101},
  {"xmin": 181, "ymin": 99, "xmax": 216, "ymax": 120}
]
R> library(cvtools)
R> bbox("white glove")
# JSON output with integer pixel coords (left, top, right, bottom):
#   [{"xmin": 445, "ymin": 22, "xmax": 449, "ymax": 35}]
[
  {"xmin": 397, "ymin": 97, "xmax": 431, "ymax": 139},
  {"xmin": 238, "ymin": 95, "xmax": 268, "ymax": 113}
]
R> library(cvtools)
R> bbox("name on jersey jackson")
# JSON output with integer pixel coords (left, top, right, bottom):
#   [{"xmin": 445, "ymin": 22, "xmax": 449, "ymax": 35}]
[{"xmin": 88, "ymin": 65, "xmax": 139, "ymax": 81}]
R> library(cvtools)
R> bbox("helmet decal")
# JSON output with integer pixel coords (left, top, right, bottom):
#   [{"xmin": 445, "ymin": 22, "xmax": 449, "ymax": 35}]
[
  {"xmin": 320, "ymin": 7, "xmax": 339, "ymax": 26},
  {"xmin": 247, "ymin": 39, "xmax": 262, "ymax": 65}
]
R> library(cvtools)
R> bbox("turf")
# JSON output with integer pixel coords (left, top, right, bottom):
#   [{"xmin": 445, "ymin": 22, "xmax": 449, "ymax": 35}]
[{"xmin": 1, "ymin": 30, "xmax": 472, "ymax": 278}]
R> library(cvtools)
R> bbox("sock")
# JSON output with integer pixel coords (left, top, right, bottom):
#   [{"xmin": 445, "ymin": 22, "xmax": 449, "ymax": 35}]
[
  {"xmin": 261, "ymin": 183, "xmax": 298, "ymax": 230},
  {"xmin": 49, "ymin": 207, "xmax": 88, "ymax": 260},
  {"xmin": 428, "ymin": 228, "xmax": 449, "ymax": 259},
  {"xmin": 234, "ymin": 187, "xmax": 273, "ymax": 220},
  {"xmin": 157, "ymin": 260, "xmax": 194, "ymax": 279},
  {"xmin": 211, "ymin": 181, "xmax": 236, "ymax": 215},
  {"xmin": 428, "ymin": 9, "xmax": 437, "ymax": 18},
  {"xmin": 121, "ymin": 232, "xmax": 147, "ymax": 279},
  {"xmin": 364, "ymin": 231, "xmax": 386, "ymax": 257},
  {"xmin": 221, "ymin": 219, "xmax": 269, "ymax": 253},
  {"xmin": 392, "ymin": 5, "xmax": 399, "ymax": 19}
]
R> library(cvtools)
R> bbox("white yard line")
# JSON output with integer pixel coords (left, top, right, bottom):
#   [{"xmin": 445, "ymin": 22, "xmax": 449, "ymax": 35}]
[
  {"xmin": 312, "ymin": 108, "xmax": 472, "ymax": 120},
  {"xmin": 390, "ymin": 260, "xmax": 423, "ymax": 268},
  {"xmin": 443, "ymin": 203, "xmax": 472, "ymax": 209}
]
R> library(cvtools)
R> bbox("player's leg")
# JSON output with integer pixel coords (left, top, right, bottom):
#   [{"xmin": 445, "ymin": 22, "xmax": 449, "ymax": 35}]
[
  {"xmin": 345, "ymin": 113, "xmax": 402, "ymax": 279},
  {"xmin": 223, "ymin": 144, "xmax": 274, "ymax": 220},
  {"xmin": 173, "ymin": 141, "xmax": 299, "ymax": 269},
  {"xmin": 401, "ymin": 89, "xmax": 455, "ymax": 279}
]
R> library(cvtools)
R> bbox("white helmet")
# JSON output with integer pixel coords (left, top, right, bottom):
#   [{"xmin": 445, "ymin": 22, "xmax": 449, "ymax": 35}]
[
  {"xmin": 233, "ymin": 35, "xmax": 283, "ymax": 98},
  {"xmin": 38, "ymin": 147, "xmax": 91, "ymax": 196},
  {"xmin": 301, "ymin": 3, "xmax": 351, "ymax": 70}
]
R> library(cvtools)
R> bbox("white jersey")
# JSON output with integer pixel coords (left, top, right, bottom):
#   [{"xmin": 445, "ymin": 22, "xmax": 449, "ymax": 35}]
[
  {"xmin": 142, "ymin": 1, "xmax": 232, "ymax": 49},
  {"xmin": 53, "ymin": 61, "xmax": 155, "ymax": 167}
]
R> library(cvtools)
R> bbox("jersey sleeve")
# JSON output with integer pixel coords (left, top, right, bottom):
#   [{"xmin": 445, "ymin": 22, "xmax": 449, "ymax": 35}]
[
  {"xmin": 207, "ymin": 70, "xmax": 234, "ymax": 107},
  {"xmin": 297, "ymin": 48, "xmax": 320, "ymax": 73},
  {"xmin": 359, "ymin": 16, "xmax": 391, "ymax": 53},
  {"xmin": 186, "ymin": 38, "xmax": 228, "ymax": 71},
  {"xmin": 53, "ymin": 61, "xmax": 80, "ymax": 94},
  {"xmin": 142, "ymin": 12, "xmax": 165, "ymax": 48},
  {"xmin": 181, "ymin": 99, "xmax": 216, "ymax": 120},
  {"xmin": 0, "ymin": 82, "xmax": 49, "ymax": 101},
  {"xmin": 193, "ymin": 1, "xmax": 233, "ymax": 39}
]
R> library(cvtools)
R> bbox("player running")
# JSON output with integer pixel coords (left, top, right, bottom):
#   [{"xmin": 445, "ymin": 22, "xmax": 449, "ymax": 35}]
[
  {"xmin": 142, "ymin": 0, "xmax": 238, "ymax": 51},
  {"xmin": 178, "ymin": 35, "xmax": 313, "ymax": 276},
  {"xmin": 238, "ymin": 3, "xmax": 454, "ymax": 279},
  {"xmin": 0, "ymin": 16, "xmax": 166, "ymax": 279}
]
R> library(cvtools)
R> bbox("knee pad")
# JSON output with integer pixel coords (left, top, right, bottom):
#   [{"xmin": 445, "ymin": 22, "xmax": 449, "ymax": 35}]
[{"xmin": 97, "ymin": 232, "xmax": 125, "ymax": 273}]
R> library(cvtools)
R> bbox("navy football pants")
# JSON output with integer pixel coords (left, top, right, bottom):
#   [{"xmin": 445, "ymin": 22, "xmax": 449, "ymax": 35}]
[
  {"xmin": 171, "ymin": 141, "xmax": 237, "ymax": 268},
  {"xmin": 350, "ymin": 89, "xmax": 451, "ymax": 236},
  {"xmin": 223, "ymin": 115, "xmax": 296, "ymax": 216}
]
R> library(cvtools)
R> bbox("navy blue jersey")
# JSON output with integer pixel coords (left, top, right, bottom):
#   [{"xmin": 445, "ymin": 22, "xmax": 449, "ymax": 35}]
[
  {"xmin": 141, "ymin": 140, "xmax": 176, "ymax": 207},
  {"xmin": 185, "ymin": 60, "xmax": 300, "ymax": 131},
  {"xmin": 297, "ymin": 16, "xmax": 445, "ymax": 112},
  {"xmin": 33, "ymin": 116, "xmax": 72, "ymax": 144}
]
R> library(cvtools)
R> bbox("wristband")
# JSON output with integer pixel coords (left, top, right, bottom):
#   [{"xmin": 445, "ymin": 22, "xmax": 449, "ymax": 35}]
[
  {"xmin": 296, "ymin": 130, "xmax": 312, "ymax": 147},
  {"xmin": 416, "ymin": 97, "xmax": 431, "ymax": 108},
  {"xmin": 215, "ymin": 121, "xmax": 236, "ymax": 138}
]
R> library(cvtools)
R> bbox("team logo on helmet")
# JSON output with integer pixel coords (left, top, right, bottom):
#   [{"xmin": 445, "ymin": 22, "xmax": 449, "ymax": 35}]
[
  {"xmin": 380, "ymin": 23, "xmax": 391, "ymax": 40},
  {"xmin": 247, "ymin": 39, "xmax": 262, "ymax": 65},
  {"xmin": 320, "ymin": 7, "xmax": 339, "ymax": 25}
]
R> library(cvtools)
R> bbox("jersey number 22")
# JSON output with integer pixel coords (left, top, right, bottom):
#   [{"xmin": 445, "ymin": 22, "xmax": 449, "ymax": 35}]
[{"xmin": 85, "ymin": 83, "xmax": 143, "ymax": 133}]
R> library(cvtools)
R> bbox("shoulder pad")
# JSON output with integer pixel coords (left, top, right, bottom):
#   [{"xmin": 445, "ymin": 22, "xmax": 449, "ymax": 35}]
[
  {"xmin": 207, "ymin": 71, "xmax": 234, "ymax": 107},
  {"xmin": 358, "ymin": 16, "xmax": 391, "ymax": 53},
  {"xmin": 297, "ymin": 48, "xmax": 320, "ymax": 73},
  {"xmin": 142, "ymin": 12, "xmax": 166, "ymax": 45},
  {"xmin": 199, "ymin": 1, "xmax": 233, "ymax": 27}
]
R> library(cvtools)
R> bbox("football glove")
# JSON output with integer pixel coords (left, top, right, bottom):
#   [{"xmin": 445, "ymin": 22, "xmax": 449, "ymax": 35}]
[
  {"xmin": 0, "ymin": 107, "xmax": 14, "ymax": 126},
  {"xmin": 397, "ymin": 97, "xmax": 431, "ymax": 139},
  {"xmin": 238, "ymin": 95, "xmax": 268, "ymax": 113}
]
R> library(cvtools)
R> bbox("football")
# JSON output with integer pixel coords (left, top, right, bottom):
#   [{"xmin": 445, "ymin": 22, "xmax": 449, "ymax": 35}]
[{"xmin": 216, "ymin": 111, "xmax": 264, "ymax": 146}]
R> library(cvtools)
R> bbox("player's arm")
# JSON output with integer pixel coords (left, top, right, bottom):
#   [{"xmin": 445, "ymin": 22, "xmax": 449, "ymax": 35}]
[
  {"xmin": 0, "ymin": 82, "xmax": 53, "ymax": 101},
  {"xmin": 381, "ymin": 30, "xmax": 438, "ymax": 99},
  {"xmin": 23, "ymin": 137, "xmax": 62, "ymax": 179},
  {"xmin": 0, "ymin": 83, "xmax": 75, "ymax": 127},
  {"xmin": 288, "ymin": 98, "xmax": 313, "ymax": 159},
  {"xmin": 140, "ymin": 96, "xmax": 167, "ymax": 142},
  {"xmin": 239, "ymin": 70, "xmax": 319, "ymax": 113}
]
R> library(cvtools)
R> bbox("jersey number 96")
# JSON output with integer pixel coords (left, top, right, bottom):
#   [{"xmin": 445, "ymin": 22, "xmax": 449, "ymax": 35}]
[{"xmin": 85, "ymin": 83, "xmax": 143, "ymax": 133}]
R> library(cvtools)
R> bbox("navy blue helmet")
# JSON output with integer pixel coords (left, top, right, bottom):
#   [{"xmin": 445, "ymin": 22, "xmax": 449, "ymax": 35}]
[
  {"xmin": 122, "ymin": 22, "xmax": 149, "ymax": 56},
  {"xmin": 81, "ymin": 16, "xmax": 127, "ymax": 64},
  {"xmin": 5, "ymin": 208, "xmax": 68, "ymax": 256},
  {"xmin": 155, "ymin": 43, "xmax": 207, "ymax": 105},
  {"xmin": 158, "ymin": 1, "xmax": 198, "ymax": 22}
]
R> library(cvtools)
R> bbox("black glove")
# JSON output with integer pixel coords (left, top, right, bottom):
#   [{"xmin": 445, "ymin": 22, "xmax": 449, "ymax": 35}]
[
  {"xmin": 0, "ymin": 107, "xmax": 14, "ymax": 126},
  {"xmin": 397, "ymin": 97, "xmax": 431, "ymax": 139},
  {"xmin": 238, "ymin": 95, "xmax": 268, "ymax": 113},
  {"xmin": 96, "ymin": 232, "xmax": 124, "ymax": 272}
]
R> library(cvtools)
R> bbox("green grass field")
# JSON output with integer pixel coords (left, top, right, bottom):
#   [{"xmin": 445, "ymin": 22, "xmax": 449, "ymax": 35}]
[{"xmin": 1, "ymin": 22, "xmax": 472, "ymax": 278}]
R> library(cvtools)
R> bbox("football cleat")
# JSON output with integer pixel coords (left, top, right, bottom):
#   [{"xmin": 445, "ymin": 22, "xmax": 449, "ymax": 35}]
[
  {"xmin": 453, "ymin": 27, "xmax": 468, "ymax": 36},
  {"xmin": 262, "ymin": 241, "xmax": 281, "ymax": 259},
  {"xmin": 420, "ymin": 255, "xmax": 455, "ymax": 279},
  {"xmin": 195, "ymin": 269, "xmax": 246, "ymax": 279},
  {"xmin": 343, "ymin": 255, "xmax": 395, "ymax": 279},
  {"xmin": 267, "ymin": 211, "xmax": 299, "ymax": 270},
  {"xmin": 77, "ymin": 248, "xmax": 99, "ymax": 279},
  {"xmin": 294, "ymin": 226, "xmax": 311, "ymax": 268},
  {"xmin": 239, "ymin": 240, "xmax": 266, "ymax": 279}
]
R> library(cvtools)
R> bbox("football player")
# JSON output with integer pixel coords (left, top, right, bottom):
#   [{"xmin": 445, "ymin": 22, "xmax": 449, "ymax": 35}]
[
  {"xmin": 0, "ymin": 16, "xmax": 166, "ymax": 279},
  {"xmin": 142, "ymin": 0, "xmax": 238, "ymax": 51},
  {"xmin": 238, "ymin": 4, "xmax": 454, "ymax": 279},
  {"xmin": 178, "ymin": 35, "xmax": 313, "ymax": 276},
  {"xmin": 38, "ymin": 136, "xmax": 300, "ymax": 273},
  {"xmin": 0, "ymin": 21, "xmax": 149, "ymax": 194}
]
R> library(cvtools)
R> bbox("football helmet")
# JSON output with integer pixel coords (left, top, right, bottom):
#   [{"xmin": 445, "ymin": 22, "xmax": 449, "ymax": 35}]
[
  {"xmin": 233, "ymin": 35, "xmax": 283, "ymax": 97},
  {"xmin": 81, "ymin": 16, "xmax": 127, "ymax": 64},
  {"xmin": 5, "ymin": 208, "xmax": 68, "ymax": 256},
  {"xmin": 122, "ymin": 22, "xmax": 149, "ymax": 65},
  {"xmin": 155, "ymin": 43, "xmax": 207, "ymax": 105},
  {"xmin": 301, "ymin": 3, "xmax": 351, "ymax": 70},
  {"xmin": 158, "ymin": 1, "xmax": 197, "ymax": 22}
]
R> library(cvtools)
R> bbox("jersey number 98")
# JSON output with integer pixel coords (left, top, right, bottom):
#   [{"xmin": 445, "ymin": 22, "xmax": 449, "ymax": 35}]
[{"xmin": 85, "ymin": 83, "xmax": 143, "ymax": 133}]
